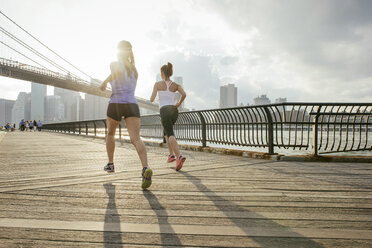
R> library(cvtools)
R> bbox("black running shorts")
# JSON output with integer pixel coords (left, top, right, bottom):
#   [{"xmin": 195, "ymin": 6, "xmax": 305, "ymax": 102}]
[
  {"xmin": 107, "ymin": 103, "xmax": 140, "ymax": 121},
  {"xmin": 160, "ymin": 105, "xmax": 178, "ymax": 137}
]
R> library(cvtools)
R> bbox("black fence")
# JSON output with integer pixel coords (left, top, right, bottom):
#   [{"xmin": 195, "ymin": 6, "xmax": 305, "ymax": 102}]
[{"xmin": 43, "ymin": 103, "xmax": 372, "ymax": 156}]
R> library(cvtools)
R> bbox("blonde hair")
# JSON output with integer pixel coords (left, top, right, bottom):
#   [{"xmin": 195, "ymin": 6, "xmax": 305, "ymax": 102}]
[{"xmin": 117, "ymin": 40, "xmax": 138, "ymax": 79}]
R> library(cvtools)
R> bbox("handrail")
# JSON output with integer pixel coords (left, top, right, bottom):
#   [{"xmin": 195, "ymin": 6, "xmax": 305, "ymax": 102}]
[{"xmin": 43, "ymin": 103, "xmax": 372, "ymax": 156}]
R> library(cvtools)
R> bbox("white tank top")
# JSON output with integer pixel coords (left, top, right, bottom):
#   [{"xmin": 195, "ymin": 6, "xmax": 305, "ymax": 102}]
[{"xmin": 158, "ymin": 80, "xmax": 176, "ymax": 108}]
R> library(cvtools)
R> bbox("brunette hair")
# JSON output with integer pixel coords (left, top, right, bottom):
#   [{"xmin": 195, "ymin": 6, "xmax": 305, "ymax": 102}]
[
  {"xmin": 117, "ymin": 40, "xmax": 138, "ymax": 79},
  {"xmin": 161, "ymin": 62, "xmax": 173, "ymax": 78}
]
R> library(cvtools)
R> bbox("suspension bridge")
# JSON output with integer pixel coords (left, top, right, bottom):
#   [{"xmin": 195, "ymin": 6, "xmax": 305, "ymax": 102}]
[{"xmin": 0, "ymin": 10, "xmax": 159, "ymax": 112}]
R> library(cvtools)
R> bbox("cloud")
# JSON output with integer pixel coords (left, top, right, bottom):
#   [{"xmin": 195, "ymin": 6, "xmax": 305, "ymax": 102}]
[
  {"xmin": 202, "ymin": 0, "xmax": 372, "ymax": 102},
  {"xmin": 1, "ymin": 0, "xmax": 371, "ymax": 106},
  {"xmin": 220, "ymin": 56, "xmax": 239, "ymax": 66}
]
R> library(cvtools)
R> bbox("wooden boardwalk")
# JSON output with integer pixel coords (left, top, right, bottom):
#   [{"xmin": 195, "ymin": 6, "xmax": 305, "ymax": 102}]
[{"xmin": 0, "ymin": 131, "xmax": 371, "ymax": 247}]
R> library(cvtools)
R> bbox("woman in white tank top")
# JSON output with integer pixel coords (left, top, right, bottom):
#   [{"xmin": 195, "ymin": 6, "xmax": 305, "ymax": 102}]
[{"xmin": 150, "ymin": 62, "xmax": 187, "ymax": 171}]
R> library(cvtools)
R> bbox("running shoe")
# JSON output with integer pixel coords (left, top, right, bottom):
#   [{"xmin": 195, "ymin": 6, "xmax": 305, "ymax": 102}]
[
  {"xmin": 104, "ymin": 163, "xmax": 115, "ymax": 173},
  {"xmin": 167, "ymin": 154, "xmax": 176, "ymax": 163},
  {"xmin": 142, "ymin": 167, "xmax": 153, "ymax": 189},
  {"xmin": 175, "ymin": 155, "xmax": 186, "ymax": 171}
]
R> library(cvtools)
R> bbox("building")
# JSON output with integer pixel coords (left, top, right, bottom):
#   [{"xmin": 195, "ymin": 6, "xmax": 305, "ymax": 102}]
[
  {"xmin": 275, "ymin": 97, "xmax": 287, "ymax": 104},
  {"xmin": 84, "ymin": 93, "xmax": 108, "ymax": 120},
  {"xmin": 156, "ymin": 73, "xmax": 162, "ymax": 82},
  {"xmin": 0, "ymin": 98, "xmax": 15, "ymax": 126},
  {"xmin": 79, "ymin": 97, "xmax": 85, "ymax": 121},
  {"xmin": 253, "ymin": 94, "xmax": 271, "ymax": 105},
  {"xmin": 174, "ymin": 76, "xmax": 185, "ymax": 110},
  {"xmin": 31, "ymin": 82, "xmax": 47, "ymax": 121},
  {"xmin": 24, "ymin": 93, "xmax": 31, "ymax": 121},
  {"xmin": 45, "ymin": 95, "xmax": 64, "ymax": 123},
  {"xmin": 219, "ymin": 84, "xmax": 237, "ymax": 108},
  {"xmin": 11, "ymin": 92, "xmax": 30, "ymax": 125},
  {"xmin": 54, "ymin": 87, "xmax": 81, "ymax": 121}
]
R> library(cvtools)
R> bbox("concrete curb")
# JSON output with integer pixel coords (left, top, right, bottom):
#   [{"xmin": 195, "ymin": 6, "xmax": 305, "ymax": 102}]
[
  {"xmin": 47, "ymin": 131, "xmax": 372, "ymax": 163},
  {"xmin": 279, "ymin": 155, "xmax": 372, "ymax": 163}
]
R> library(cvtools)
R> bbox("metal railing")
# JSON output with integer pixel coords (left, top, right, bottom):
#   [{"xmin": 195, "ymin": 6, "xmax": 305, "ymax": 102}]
[{"xmin": 43, "ymin": 103, "xmax": 372, "ymax": 156}]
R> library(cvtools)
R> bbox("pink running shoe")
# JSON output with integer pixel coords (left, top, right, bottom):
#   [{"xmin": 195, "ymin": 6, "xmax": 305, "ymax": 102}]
[
  {"xmin": 175, "ymin": 155, "xmax": 186, "ymax": 171},
  {"xmin": 167, "ymin": 154, "xmax": 176, "ymax": 163}
]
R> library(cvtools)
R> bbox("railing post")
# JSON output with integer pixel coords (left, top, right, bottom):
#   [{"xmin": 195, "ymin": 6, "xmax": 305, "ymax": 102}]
[
  {"xmin": 104, "ymin": 120, "xmax": 107, "ymax": 137},
  {"xmin": 197, "ymin": 112, "xmax": 207, "ymax": 147},
  {"xmin": 312, "ymin": 106, "xmax": 322, "ymax": 156},
  {"xmin": 85, "ymin": 122, "xmax": 88, "ymax": 135},
  {"xmin": 263, "ymin": 106, "xmax": 274, "ymax": 155},
  {"xmin": 312, "ymin": 114, "xmax": 319, "ymax": 156},
  {"xmin": 93, "ymin": 122, "xmax": 97, "ymax": 136},
  {"xmin": 119, "ymin": 123, "xmax": 122, "ymax": 141}
]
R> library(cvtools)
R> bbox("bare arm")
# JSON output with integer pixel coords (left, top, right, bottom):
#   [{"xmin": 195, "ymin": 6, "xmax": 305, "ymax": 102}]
[
  {"xmin": 100, "ymin": 62, "xmax": 124, "ymax": 91},
  {"xmin": 175, "ymin": 85, "xmax": 186, "ymax": 108},
  {"xmin": 99, "ymin": 74, "xmax": 112, "ymax": 91},
  {"xmin": 150, "ymin": 83, "xmax": 158, "ymax": 102}
]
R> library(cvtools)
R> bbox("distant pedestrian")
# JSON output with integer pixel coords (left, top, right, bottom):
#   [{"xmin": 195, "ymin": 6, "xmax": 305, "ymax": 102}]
[
  {"xmin": 6, "ymin": 123, "xmax": 13, "ymax": 131},
  {"xmin": 33, "ymin": 120, "xmax": 37, "ymax": 131},
  {"xmin": 150, "ymin": 62, "xmax": 187, "ymax": 171},
  {"xmin": 99, "ymin": 40, "xmax": 153, "ymax": 189},
  {"xmin": 20, "ymin": 119, "xmax": 25, "ymax": 131},
  {"xmin": 37, "ymin": 120, "xmax": 42, "ymax": 131},
  {"xmin": 29, "ymin": 121, "xmax": 33, "ymax": 132},
  {"xmin": 25, "ymin": 121, "xmax": 29, "ymax": 131}
]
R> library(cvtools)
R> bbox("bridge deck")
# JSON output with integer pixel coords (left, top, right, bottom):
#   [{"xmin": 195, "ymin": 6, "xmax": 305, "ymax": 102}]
[{"xmin": 0, "ymin": 131, "xmax": 371, "ymax": 247}]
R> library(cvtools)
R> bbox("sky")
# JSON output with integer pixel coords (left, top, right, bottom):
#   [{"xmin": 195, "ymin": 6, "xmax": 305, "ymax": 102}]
[{"xmin": 0, "ymin": 0, "xmax": 371, "ymax": 110}]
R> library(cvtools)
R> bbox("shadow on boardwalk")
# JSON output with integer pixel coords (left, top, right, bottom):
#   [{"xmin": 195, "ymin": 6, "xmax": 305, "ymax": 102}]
[
  {"xmin": 143, "ymin": 190, "xmax": 183, "ymax": 246},
  {"xmin": 103, "ymin": 183, "xmax": 123, "ymax": 248},
  {"xmin": 179, "ymin": 171, "xmax": 325, "ymax": 248}
]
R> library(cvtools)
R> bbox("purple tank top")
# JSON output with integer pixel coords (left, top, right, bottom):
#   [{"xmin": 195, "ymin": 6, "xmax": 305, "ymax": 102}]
[{"xmin": 109, "ymin": 62, "xmax": 138, "ymax": 104}]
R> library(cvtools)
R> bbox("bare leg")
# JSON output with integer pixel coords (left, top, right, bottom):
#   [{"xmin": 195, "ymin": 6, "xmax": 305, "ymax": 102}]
[
  {"xmin": 106, "ymin": 117, "xmax": 120, "ymax": 164},
  {"xmin": 168, "ymin": 136, "xmax": 180, "ymax": 157},
  {"xmin": 164, "ymin": 135, "xmax": 174, "ymax": 155},
  {"xmin": 125, "ymin": 117, "xmax": 148, "ymax": 168}
]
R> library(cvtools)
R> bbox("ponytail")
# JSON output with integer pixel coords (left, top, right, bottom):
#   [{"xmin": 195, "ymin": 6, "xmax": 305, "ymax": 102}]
[
  {"xmin": 117, "ymin": 40, "xmax": 138, "ymax": 79},
  {"xmin": 161, "ymin": 62, "xmax": 173, "ymax": 78}
]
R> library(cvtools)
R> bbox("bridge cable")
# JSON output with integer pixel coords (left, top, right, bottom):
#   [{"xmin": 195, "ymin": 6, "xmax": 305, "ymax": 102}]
[
  {"xmin": 0, "ymin": 40, "xmax": 48, "ymax": 69},
  {"xmin": 0, "ymin": 10, "xmax": 93, "ymax": 79},
  {"xmin": 0, "ymin": 27, "xmax": 78, "ymax": 76}
]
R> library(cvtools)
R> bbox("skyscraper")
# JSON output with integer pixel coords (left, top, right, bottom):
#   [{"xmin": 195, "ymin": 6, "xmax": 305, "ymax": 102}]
[
  {"xmin": 54, "ymin": 87, "xmax": 81, "ymax": 121},
  {"xmin": 11, "ymin": 92, "xmax": 30, "ymax": 125},
  {"xmin": 0, "ymin": 98, "xmax": 15, "ymax": 126},
  {"xmin": 219, "ymin": 84, "xmax": 237, "ymax": 108},
  {"xmin": 45, "ymin": 95, "xmax": 64, "ymax": 122},
  {"xmin": 79, "ymin": 96, "xmax": 85, "ymax": 121},
  {"xmin": 31, "ymin": 82, "xmax": 47, "ymax": 121},
  {"xmin": 156, "ymin": 73, "xmax": 162, "ymax": 82},
  {"xmin": 84, "ymin": 94, "xmax": 108, "ymax": 120},
  {"xmin": 174, "ymin": 76, "xmax": 185, "ymax": 110}
]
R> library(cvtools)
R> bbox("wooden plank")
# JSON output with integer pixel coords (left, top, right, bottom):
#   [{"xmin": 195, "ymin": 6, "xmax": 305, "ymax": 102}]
[{"xmin": 0, "ymin": 131, "xmax": 371, "ymax": 247}]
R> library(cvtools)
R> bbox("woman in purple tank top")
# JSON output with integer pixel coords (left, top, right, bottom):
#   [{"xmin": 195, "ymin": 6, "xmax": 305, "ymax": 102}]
[{"xmin": 100, "ymin": 40, "xmax": 152, "ymax": 189}]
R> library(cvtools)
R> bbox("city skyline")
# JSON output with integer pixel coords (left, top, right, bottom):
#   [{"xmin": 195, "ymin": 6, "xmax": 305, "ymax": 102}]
[
  {"xmin": 0, "ymin": 0, "xmax": 371, "ymax": 111},
  {"xmin": 1, "ymin": 82, "xmax": 168, "ymax": 125}
]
